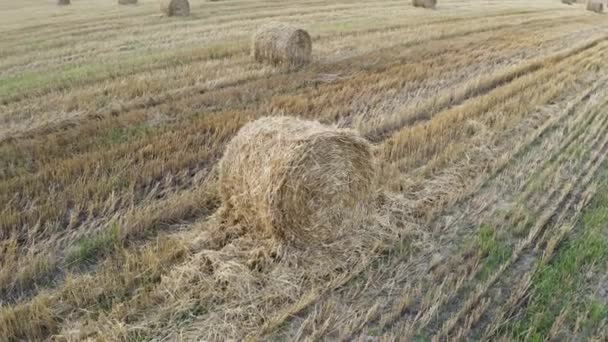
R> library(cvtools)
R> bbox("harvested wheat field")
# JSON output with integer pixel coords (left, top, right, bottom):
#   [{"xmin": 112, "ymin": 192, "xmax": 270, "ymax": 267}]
[{"xmin": 1, "ymin": 0, "xmax": 608, "ymax": 340}]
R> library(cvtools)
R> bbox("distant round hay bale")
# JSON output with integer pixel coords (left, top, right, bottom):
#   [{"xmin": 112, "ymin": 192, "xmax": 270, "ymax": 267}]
[
  {"xmin": 587, "ymin": 1, "xmax": 603, "ymax": 13},
  {"xmin": 57, "ymin": 0, "xmax": 70, "ymax": 5},
  {"xmin": 218, "ymin": 116, "xmax": 375, "ymax": 246},
  {"xmin": 561, "ymin": 0, "xmax": 574, "ymax": 4},
  {"xmin": 119, "ymin": 0, "xmax": 138, "ymax": 4},
  {"xmin": 160, "ymin": 0, "xmax": 190, "ymax": 16},
  {"xmin": 412, "ymin": 0, "xmax": 437, "ymax": 9},
  {"xmin": 252, "ymin": 23, "xmax": 312, "ymax": 67}
]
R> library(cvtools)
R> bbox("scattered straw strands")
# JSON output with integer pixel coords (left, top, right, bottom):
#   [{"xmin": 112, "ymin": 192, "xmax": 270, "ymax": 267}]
[
  {"xmin": 252, "ymin": 23, "xmax": 312, "ymax": 67},
  {"xmin": 218, "ymin": 116, "xmax": 375, "ymax": 247},
  {"xmin": 160, "ymin": 0, "xmax": 190, "ymax": 16},
  {"xmin": 412, "ymin": 0, "xmax": 437, "ymax": 9},
  {"xmin": 587, "ymin": 1, "xmax": 603, "ymax": 13}
]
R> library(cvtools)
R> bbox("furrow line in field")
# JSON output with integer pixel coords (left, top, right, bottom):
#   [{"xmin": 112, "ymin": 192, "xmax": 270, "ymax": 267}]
[
  {"xmin": 431, "ymin": 96, "xmax": 608, "ymax": 341},
  {"xmin": 366, "ymin": 34, "xmax": 608, "ymax": 143},
  {"xmin": 421, "ymin": 84, "xmax": 608, "ymax": 333},
  {"xmin": 371, "ymin": 56, "xmax": 608, "ymax": 339}
]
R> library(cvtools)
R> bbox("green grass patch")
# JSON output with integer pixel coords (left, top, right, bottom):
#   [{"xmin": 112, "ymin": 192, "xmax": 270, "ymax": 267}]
[
  {"xmin": 504, "ymin": 167, "xmax": 608, "ymax": 340},
  {"xmin": 102, "ymin": 122, "xmax": 153, "ymax": 146},
  {"xmin": 66, "ymin": 222, "xmax": 121, "ymax": 265},
  {"xmin": 475, "ymin": 224, "xmax": 511, "ymax": 282}
]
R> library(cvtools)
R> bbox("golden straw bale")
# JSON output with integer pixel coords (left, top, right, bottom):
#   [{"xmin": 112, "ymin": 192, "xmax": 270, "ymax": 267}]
[
  {"xmin": 587, "ymin": 1, "xmax": 604, "ymax": 13},
  {"xmin": 160, "ymin": 0, "xmax": 190, "ymax": 16},
  {"xmin": 218, "ymin": 116, "xmax": 375, "ymax": 246},
  {"xmin": 412, "ymin": 0, "xmax": 437, "ymax": 9},
  {"xmin": 252, "ymin": 22, "xmax": 312, "ymax": 67}
]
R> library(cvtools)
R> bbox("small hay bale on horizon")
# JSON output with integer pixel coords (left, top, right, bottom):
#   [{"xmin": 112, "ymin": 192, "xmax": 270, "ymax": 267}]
[
  {"xmin": 561, "ymin": 0, "xmax": 574, "ymax": 4},
  {"xmin": 252, "ymin": 23, "xmax": 312, "ymax": 67},
  {"xmin": 160, "ymin": 0, "xmax": 190, "ymax": 16},
  {"xmin": 412, "ymin": 0, "xmax": 437, "ymax": 9},
  {"xmin": 57, "ymin": 0, "xmax": 70, "ymax": 5},
  {"xmin": 119, "ymin": 0, "xmax": 138, "ymax": 4},
  {"xmin": 587, "ymin": 1, "xmax": 603, "ymax": 13},
  {"xmin": 218, "ymin": 116, "xmax": 375, "ymax": 248}
]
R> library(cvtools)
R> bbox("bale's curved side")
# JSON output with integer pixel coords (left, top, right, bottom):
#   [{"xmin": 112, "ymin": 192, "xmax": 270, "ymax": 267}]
[
  {"xmin": 587, "ymin": 1, "xmax": 603, "ymax": 13},
  {"xmin": 252, "ymin": 23, "xmax": 312, "ymax": 67},
  {"xmin": 412, "ymin": 0, "xmax": 436, "ymax": 9},
  {"xmin": 160, "ymin": 0, "xmax": 190, "ymax": 16},
  {"xmin": 218, "ymin": 116, "xmax": 375, "ymax": 246}
]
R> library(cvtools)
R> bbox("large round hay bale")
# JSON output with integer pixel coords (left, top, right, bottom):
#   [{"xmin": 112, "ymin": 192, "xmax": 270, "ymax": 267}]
[
  {"xmin": 252, "ymin": 23, "xmax": 312, "ymax": 67},
  {"xmin": 57, "ymin": 0, "xmax": 70, "ymax": 5},
  {"xmin": 218, "ymin": 116, "xmax": 375, "ymax": 246},
  {"xmin": 119, "ymin": 0, "xmax": 138, "ymax": 4},
  {"xmin": 587, "ymin": 1, "xmax": 603, "ymax": 13},
  {"xmin": 160, "ymin": 0, "xmax": 190, "ymax": 16},
  {"xmin": 412, "ymin": 0, "xmax": 437, "ymax": 9}
]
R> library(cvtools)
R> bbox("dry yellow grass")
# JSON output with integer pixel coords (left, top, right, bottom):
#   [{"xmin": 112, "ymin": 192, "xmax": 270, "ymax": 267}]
[{"xmin": 1, "ymin": 0, "xmax": 608, "ymax": 340}]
